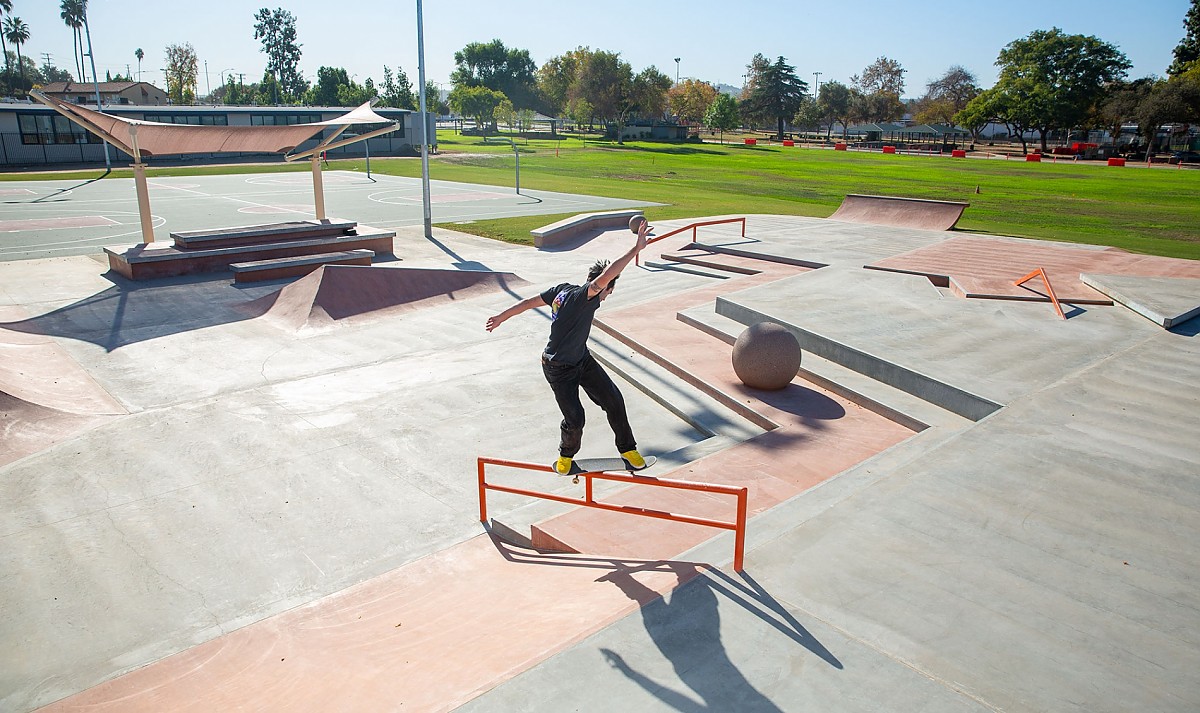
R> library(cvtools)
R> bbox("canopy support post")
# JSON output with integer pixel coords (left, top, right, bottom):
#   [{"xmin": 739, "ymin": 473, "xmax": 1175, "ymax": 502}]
[
  {"xmin": 128, "ymin": 125, "xmax": 155, "ymax": 244},
  {"xmin": 311, "ymin": 154, "xmax": 327, "ymax": 221}
]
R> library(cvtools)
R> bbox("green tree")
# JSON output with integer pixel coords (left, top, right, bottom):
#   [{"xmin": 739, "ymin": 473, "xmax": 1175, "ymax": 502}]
[
  {"xmin": 253, "ymin": 7, "xmax": 305, "ymax": 103},
  {"xmin": 667, "ymin": 78, "xmax": 718, "ymax": 124},
  {"xmin": 953, "ymin": 89, "xmax": 1000, "ymax": 143},
  {"xmin": 448, "ymin": 84, "xmax": 506, "ymax": 131},
  {"xmin": 1169, "ymin": 0, "xmax": 1200, "ymax": 76},
  {"xmin": 380, "ymin": 65, "xmax": 415, "ymax": 109},
  {"xmin": 3, "ymin": 15, "xmax": 28, "ymax": 94},
  {"xmin": 1095, "ymin": 78, "xmax": 1155, "ymax": 149},
  {"xmin": 425, "ymin": 81, "xmax": 449, "ymax": 115},
  {"xmin": 308, "ymin": 66, "xmax": 349, "ymax": 106},
  {"xmin": 792, "ymin": 96, "xmax": 823, "ymax": 132},
  {"xmin": 536, "ymin": 47, "xmax": 591, "ymax": 116},
  {"xmin": 1136, "ymin": 71, "xmax": 1200, "ymax": 158},
  {"xmin": 994, "ymin": 28, "xmax": 1131, "ymax": 152},
  {"xmin": 703, "ymin": 92, "xmax": 740, "ymax": 143},
  {"xmin": 164, "ymin": 42, "xmax": 198, "ymax": 104},
  {"xmin": 495, "ymin": 97, "xmax": 516, "ymax": 132},
  {"xmin": 134, "ymin": 47, "xmax": 143, "ymax": 81},
  {"xmin": 451, "ymin": 39, "xmax": 537, "ymax": 109},
  {"xmin": 741, "ymin": 56, "xmax": 807, "ymax": 139},
  {"xmin": 566, "ymin": 96, "xmax": 593, "ymax": 130},
  {"xmin": 915, "ymin": 65, "xmax": 979, "ymax": 124},
  {"xmin": 632, "ymin": 66, "xmax": 672, "ymax": 122},
  {"xmin": 575, "ymin": 50, "xmax": 634, "ymax": 141},
  {"xmin": 59, "ymin": 0, "xmax": 86, "ymax": 82},
  {"xmin": 817, "ymin": 80, "xmax": 852, "ymax": 139},
  {"xmin": 851, "ymin": 56, "xmax": 906, "ymax": 122},
  {"xmin": 0, "ymin": 0, "xmax": 11, "ymax": 92}
]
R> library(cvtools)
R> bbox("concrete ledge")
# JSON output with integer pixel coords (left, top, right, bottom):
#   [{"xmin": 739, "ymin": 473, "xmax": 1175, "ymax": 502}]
[
  {"xmin": 531, "ymin": 210, "xmax": 643, "ymax": 248},
  {"xmin": 1081, "ymin": 273, "xmax": 1200, "ymax": 329},
  {"xmin": 714, "ymin": 296, "xmax": 1003, "ymax": 422},
  {"xmin": 230, "ymin": 249, "xmax": 375, "ymax": 283}
]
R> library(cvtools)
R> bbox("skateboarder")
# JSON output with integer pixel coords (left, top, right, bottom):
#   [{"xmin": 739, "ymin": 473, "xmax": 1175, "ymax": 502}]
[{"xmin": 486, "ymin": 216, "xmax": 652, "ymax": 475}]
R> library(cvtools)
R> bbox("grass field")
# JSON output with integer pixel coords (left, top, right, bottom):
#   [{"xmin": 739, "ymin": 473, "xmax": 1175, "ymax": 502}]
[{"xmin": 5, "ymin": 131, "xmax": 1199, "ymax": 259}]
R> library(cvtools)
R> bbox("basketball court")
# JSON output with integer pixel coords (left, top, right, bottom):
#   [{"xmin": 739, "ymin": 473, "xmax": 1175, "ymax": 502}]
[{"xmin": 0, "ymin": 170, "xmax": 658, "ymax": 261}]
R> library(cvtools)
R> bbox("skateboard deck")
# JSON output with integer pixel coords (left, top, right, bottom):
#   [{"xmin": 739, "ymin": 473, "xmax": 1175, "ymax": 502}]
[{"xmin": 558, "ymin": 455, "xmax": 657, "ymax": 477}]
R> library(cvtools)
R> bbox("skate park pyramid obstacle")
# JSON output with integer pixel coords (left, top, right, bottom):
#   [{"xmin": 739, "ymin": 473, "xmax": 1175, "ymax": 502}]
[{"xmin": 246, "ymin": 264, "xmax": 530, "ymax": 331}]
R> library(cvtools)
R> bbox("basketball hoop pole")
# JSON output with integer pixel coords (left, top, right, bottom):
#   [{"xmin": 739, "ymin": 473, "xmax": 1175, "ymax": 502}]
[{"xmin": 416, "ymin": 0, "xmax": 433, "ymax": 239}]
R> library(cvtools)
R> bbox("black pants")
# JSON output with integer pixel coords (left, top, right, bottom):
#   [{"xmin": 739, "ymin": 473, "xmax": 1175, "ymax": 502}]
[{"xmin": 542, "ymin": 353, "xmax": 636, "ymax": 458}]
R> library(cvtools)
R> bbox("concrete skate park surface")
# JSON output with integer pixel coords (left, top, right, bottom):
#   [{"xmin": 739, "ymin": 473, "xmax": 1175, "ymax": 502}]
[{"xmin": 1, "ymin": 202, "xmax": 1199, "ymax": 711}]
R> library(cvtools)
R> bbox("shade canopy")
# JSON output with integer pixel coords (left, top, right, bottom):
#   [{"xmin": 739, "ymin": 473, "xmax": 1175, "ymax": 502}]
[{"xmin": 30, "ymin": 91, "xmax": 396, "ymax": 158}]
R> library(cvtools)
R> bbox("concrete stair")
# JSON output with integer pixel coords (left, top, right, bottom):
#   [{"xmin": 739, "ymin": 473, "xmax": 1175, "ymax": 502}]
[{"xmin": 104, "ymin": 219, "xmax": 394, "ymax": 281}]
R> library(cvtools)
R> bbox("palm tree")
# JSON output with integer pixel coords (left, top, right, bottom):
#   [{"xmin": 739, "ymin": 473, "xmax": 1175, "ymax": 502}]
[
  {"xmin": 135, "ymin": 47, "xmax": 143, "ymax": 81},
  {"xmin": 3, "ymin": 16, "xmax": 29, "ymax": 94},
  {"xmin": 0, "ymin": 0, "xmax": 11, "ymax": 94},
  {"xmin": 60, "ymin": 0, "xmax": 85, "ymax": 82}
]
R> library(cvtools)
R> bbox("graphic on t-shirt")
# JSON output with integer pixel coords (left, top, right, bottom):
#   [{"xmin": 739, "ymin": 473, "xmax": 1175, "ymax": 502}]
[{"xmin": 551, "ymin": 289, "xmax": 570, "ymax": 320}]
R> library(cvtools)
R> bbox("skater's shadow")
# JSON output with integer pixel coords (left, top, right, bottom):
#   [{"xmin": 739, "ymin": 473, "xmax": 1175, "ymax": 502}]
[
  {"xmin": 600, "ymin": 562, "xmax": 840, "ymax": 711},
  {"xmin": 486, "ymin": 537, "xmax": 840, "ymax": 710}
]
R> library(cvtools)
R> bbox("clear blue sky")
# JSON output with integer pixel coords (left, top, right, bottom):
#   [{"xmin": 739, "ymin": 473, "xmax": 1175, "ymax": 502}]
[{"xmin": 13, "ymin": 0, "xmax": 1193, "ymax": 98}]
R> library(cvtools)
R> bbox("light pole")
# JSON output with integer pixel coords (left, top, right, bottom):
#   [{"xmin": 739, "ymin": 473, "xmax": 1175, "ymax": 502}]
[
  {"xmin": 674, "ymin": 57, "xmax": 680, "ymax": 84},
  {"xmin": 813, "ymin": 71, "xmax": 821, "ymax": 96},
  {"xmin": 416, "ymin": 0, "xmax": 433, "ymax": 239},
  {"xmin": 81, "ymin": 7, "xmax": 110, "ymax": 170}
]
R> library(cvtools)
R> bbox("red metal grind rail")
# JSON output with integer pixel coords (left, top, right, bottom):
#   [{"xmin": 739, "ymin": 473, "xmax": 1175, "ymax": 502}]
[
  {"xmin": 636, "ymin": 217, "xmax": 747, "ymax": 266},
  {"xmin": 477, "ymin": 457, "xmax": 749, "ymax": 571}
]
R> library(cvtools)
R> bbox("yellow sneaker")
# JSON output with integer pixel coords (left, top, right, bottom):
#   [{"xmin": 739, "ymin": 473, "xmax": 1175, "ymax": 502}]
[
  {"xmin": 620, "ymin": 450, "xmax": 646, "ymax": 469},
  {"xmin": 555, "ymin": 456, "xmax": 573, "ymax": 475}
]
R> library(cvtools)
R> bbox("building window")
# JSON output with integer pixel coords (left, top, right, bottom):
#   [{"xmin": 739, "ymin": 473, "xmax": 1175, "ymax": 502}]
[
  {"xmin": 249, "ymin": 113, "xmax": 322, "ymax": 126},
  {"xmin": 142, "ymin": 113, "xmax": 229, "ymax": 125},
  {"xmin": 17, "ymin": 113, "xmax": 100, "ymax": 145}
]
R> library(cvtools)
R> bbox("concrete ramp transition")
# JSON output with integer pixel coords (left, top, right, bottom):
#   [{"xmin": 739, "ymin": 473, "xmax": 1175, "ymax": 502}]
[
  {"xmin": 0, "ymin": 331, "xmax": 126, "ymax": 466},
  {"xmin": 248, "ymin": 264, "xmax": 530, "ymax": 331},
  {"xmin": 829, "ymin": 194, "xmax": 969, "ymax": 231}
]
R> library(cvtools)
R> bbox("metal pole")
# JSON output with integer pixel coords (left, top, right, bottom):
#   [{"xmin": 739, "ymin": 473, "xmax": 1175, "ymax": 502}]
[
  {"xmin": 416, "ymin": 0, "xmax": 433, "ymax": 238},
  {"xmin": 82, "ymin": 13, "xmax": 111, "ymax": 170}
]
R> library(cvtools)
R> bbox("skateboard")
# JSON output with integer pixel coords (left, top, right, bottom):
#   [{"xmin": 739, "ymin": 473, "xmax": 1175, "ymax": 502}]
[{"xmin": 556, "ymin": 455, "xmax": 657, "ymax": 483}]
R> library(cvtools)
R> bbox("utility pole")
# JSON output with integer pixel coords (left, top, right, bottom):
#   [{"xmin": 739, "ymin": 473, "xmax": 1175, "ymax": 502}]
[
  {"xmin": 204, "ymin": 60, "xmax": 210, "ymax": 98},
  {"xmin": 40, "ymin": 53, "xmax": 52, "ymax": 74}
]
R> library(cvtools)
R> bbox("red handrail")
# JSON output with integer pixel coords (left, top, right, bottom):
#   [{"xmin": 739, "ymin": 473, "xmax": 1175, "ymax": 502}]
[
  {"xmin": 1014, "ymin": 267, "xmax": 1065, "ymax": 319},
  {"xmin": 477, "ymin": 456, "xmax": 749, "ymax": 571},
  {"xmin": 636, "ymin": 217, "xmax": 747, "ymax": 266}
]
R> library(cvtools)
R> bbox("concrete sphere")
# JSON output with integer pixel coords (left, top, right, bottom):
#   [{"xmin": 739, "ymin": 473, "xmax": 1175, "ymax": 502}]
[
  {"xmin": 629, "ymin": 214, "xmax": 646, "ymax": 233},
  {"xmin": 732, "ymin": 322, "xmax": 801, "ymax": 390}
]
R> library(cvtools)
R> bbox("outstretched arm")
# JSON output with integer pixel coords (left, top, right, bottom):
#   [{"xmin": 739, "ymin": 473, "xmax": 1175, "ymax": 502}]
[
  {"xmin": 587, "ymin": 219, "xmax": 651, "ymax": 298},
  {"xmin": 485, "ymin": 294, "xmax": 544, "ymax": 332}
]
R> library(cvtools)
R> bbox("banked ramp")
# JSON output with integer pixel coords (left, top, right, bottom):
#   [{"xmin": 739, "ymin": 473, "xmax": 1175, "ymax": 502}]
[{"xmin": 829, "ymin": 194, "xmax": 969, "ymax": 231}]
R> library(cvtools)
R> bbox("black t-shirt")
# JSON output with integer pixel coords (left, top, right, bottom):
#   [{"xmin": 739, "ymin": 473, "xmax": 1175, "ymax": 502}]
[{"xmin": 540, "ymin": 282, "xmax": 601, "ymax": 365}]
